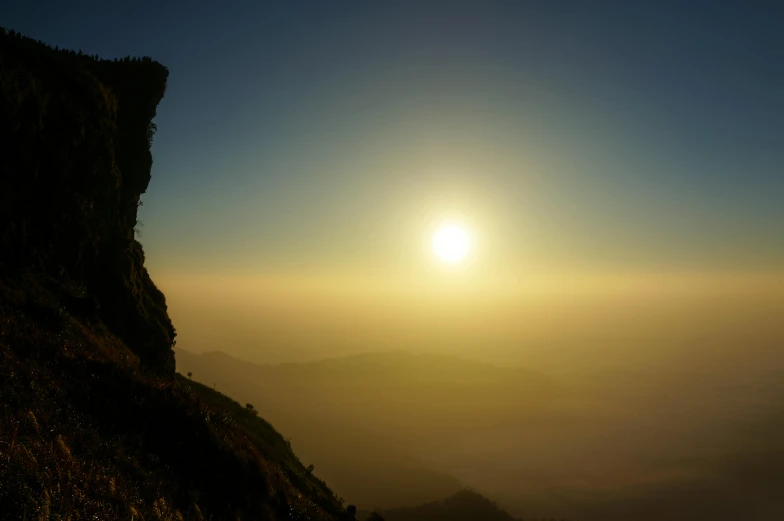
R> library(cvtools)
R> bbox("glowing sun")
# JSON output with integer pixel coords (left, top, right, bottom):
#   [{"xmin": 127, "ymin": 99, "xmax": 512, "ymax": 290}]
[{"xmin": 433, "ymin": 225, "xmax": 470, "ymax": 264}]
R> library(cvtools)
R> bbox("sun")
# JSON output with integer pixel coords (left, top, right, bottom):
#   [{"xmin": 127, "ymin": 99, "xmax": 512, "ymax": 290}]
[{"xmin": 433, "ymin": 224, "xmax": 470, "ymax": 264}]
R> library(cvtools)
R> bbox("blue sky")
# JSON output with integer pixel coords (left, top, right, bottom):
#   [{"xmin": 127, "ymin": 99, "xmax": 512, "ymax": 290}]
[{"xmin": 4, "ymin": 1, "xmax": 783, "ymax": 276}]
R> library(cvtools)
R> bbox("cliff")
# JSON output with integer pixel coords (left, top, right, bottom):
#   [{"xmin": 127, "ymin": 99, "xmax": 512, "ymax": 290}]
[
  {"xmin": 0, "ymin": 29, "xmax": 348, "ymax": 521},
  {"xmin": 0, "ymin": 28, "xmax": 174, "ymax": 374}
]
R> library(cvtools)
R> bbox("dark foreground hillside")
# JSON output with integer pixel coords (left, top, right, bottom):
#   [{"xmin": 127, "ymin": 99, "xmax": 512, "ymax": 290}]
[
  {"xmin": 0, "ymin": 29, "xmax": 349, "ymax": 521},
  {"xmin": 174, "ymin": 349, "xmax": 553, "ymax": 509}
]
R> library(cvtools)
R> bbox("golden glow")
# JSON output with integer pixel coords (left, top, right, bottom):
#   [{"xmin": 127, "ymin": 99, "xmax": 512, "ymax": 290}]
[{"xmin": 433, "ymin": 225, "xmax": 470, "ymax": 264}]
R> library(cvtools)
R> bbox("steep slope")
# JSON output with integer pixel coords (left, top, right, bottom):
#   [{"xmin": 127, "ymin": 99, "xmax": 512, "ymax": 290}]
[
  {"xmin": 175, "ymin": 349, "xmax": 554, "ymax": 509},
  {"xmin": 0, "ymin": 28, "xmax": 174, "ymax": 374},
  {"xmin": 0, "ymin": 29, "xmax": 347, "ymax": 521}
]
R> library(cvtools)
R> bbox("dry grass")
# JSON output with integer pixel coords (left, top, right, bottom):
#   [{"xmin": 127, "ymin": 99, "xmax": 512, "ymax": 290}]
[{"xmin": 0, "ymin": 280, "xmax": 346, "ymax": 520}]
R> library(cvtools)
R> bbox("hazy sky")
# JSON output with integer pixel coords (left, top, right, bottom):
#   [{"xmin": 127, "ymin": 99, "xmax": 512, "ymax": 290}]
[
  {"xmin": 4, "ymin": 7, "xmax": 784, "ymax": 516},
  {"xmin": 4, "ymin": 1, "xmax": 783, "ymax": 280},
  {"xmin": 6, "ymin": 8, "xmax": 783, "ymax": 516}
]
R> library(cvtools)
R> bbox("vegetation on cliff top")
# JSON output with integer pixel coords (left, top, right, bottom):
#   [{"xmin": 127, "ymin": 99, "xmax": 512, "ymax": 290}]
[
  {"xmin": 0, "ymin": 29, "xmax": 354, "ymax": 520},
  {"xmin": 0, "ymin": 27, "xmax": 174, "ymax": 375}
]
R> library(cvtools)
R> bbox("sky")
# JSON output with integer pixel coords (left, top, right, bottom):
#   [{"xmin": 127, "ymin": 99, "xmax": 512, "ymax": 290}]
[
  {"xmin": 3, "ymin": 1, "xmax": 782, "ymax": 278},
  {"xmin": 3, "ymin": 1, "xmax": 783, "ymax": 365},
  {"xmin": 5, "ymin": 6, "xmax": 784, "ymax": 516}
]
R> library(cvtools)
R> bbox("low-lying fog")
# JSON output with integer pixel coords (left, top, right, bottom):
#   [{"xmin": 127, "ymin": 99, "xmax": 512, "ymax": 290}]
[{"xmin": 167, "ymin": 272, "xmax": 784, "ymax": 520}]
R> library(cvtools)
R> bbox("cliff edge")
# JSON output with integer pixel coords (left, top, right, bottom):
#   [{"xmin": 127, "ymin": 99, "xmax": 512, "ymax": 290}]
[
  {"xmin": 0, "ymin": 28, "xmax": 174, "ymax": 374},
  {"xmin": 0, "ymin": 29, "xmax": 347, "ymax": 521}
]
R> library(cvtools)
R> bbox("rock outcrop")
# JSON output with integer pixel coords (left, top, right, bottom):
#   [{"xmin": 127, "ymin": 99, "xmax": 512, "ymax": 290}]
[
  {"xmin": 0, "ymin": 27, "xmax": 175, "ymax": 374},
  {"xmin": 0, "ymin": 29, "xmax": 347, "ymax": 521}
]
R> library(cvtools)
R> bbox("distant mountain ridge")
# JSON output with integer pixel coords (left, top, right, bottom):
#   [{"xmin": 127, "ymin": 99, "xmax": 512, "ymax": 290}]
[
  {"xmin": 175, "ymin": 348, "xmax": 556, "ymax": 509},
  {"xmin": 0, "ymin": 29, "xmax": 347, "ymax": 520},
  {"xmin": 378, "ymin": 489, "xmax": 522, "ymax": 521},
  {"xmin": 175, "ymin": 348, "xmax": 556, "ymax": 434},
  {"xmin": 176, "ymin": 349, "xmax": 553, "ymax": 390}
]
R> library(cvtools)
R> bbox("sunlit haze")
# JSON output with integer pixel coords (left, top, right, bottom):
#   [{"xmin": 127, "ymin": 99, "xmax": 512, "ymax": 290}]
[
  {"xmin": 433, "ymin": 224, "xmax": 470, "ymax": 264},
  {"xmin": 4, "ymin": 1, "xmax": 782, "ymax": 519}
]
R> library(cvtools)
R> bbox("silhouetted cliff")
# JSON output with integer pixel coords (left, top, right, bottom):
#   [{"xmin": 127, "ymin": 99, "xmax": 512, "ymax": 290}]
[
  {"xmin": 0, "ymin": 29, "xmax": 348, "ymax": 521},
  {"xmin": 0, "ymin": 27, "xmax": 174, "ymax": 374}
]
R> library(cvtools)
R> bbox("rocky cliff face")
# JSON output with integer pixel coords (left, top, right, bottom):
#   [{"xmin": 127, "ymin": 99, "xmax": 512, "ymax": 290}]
[
  {"xmin": 0, "ymin": 30, "xmax": 347, "ymax": 521},
  {"xmin": 0, "ymin": 28, "xmax": 175, "ymax": 374}
]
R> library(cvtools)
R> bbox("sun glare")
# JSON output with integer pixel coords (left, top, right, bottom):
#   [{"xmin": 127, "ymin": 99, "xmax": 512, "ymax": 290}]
[{"xmin": 433, "ymin": 225, "xmax": 470, "ymax": 264}]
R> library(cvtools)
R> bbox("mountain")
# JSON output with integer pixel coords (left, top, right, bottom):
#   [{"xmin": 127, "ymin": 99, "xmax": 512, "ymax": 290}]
[
  {"xmin": 175, "ymin": 347, "xmax": 784, "ymax": 520},
  {"xmin": 0, "ymin": 29, "xmax": 348, "ymax": 521},
  {"xmin": 175, "ymin": 349, "xmax": 555, "ymax": 509},
  {"xmin": 174, "ymin": 349, "xmax": 555, "ymax": 426},
  {"xmin": 377, "ymin": 489, "xmax": 522, "ymax": 521}
]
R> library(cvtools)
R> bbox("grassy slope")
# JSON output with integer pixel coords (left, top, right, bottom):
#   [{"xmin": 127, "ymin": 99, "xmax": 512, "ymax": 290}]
[
  {"xmin": 0, "ymin": 277, "xmax": 348, "ymax": 521},
  {"xmin": 0, "ymin": 29, "xmax": 348, "ymax": 521},
  {"xmin": 174, "ymin": 373, "xmax": 339, "ymax": 506}
]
